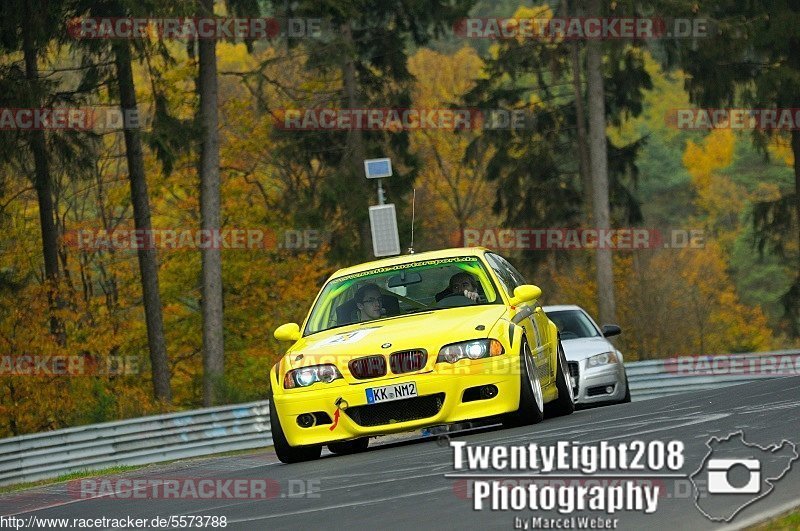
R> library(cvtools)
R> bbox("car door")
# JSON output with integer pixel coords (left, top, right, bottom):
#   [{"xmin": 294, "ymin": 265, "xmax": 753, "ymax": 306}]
[{"xmin": 485, "ymin": 253, "xmax": 552, "ymax": 385}]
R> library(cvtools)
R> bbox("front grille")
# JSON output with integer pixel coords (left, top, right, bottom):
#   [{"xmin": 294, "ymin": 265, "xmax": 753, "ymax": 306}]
[
  {"xmin": 390, "ymin": 349, "xmax": 427, "ymax": 374},
  {"xmin": 567, "ymin": 362, "xmax": 580, "ymax": 396},
  {"xmin": 345, "ymin": 393, "xmax": 445, "ymax": 427},
  {"xmin": 348, "ymin": 355, "xmax": 387, "ymax": 379}
]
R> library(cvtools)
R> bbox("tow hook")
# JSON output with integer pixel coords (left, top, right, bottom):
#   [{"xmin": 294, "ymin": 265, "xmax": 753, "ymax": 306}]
[{"xmin": 330, "ymin": 397, "xmax": 348, "ymax": 431}]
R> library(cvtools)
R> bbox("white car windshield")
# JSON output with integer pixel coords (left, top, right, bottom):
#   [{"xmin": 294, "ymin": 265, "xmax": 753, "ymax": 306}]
[{"xmin": 546, "ymin": 310, "xmax": 601, "ymax": 340}]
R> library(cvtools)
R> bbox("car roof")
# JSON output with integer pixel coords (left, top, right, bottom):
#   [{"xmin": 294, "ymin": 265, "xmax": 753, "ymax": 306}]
[
  {"xmin": 542, "ymin": 304, "xmax": 586, "ymax": 312},
  {"xmin": 330, "ymin": 247, "xmax": 490, "ymax": 278}
]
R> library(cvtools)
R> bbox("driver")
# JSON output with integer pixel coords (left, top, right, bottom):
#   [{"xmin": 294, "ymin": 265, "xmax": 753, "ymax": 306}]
[
  {"xmin": 443, "ymin": 272, "xmax": 480, "ymax": 302},
  {"xmin": 355, "ymin": 283, "xmax": 385, "ymax": 321}
]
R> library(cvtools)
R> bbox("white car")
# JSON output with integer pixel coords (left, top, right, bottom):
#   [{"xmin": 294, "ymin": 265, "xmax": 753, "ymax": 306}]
[{"xmin": 542, "ymin": 305, "xmax": 630, "ymax": 407}]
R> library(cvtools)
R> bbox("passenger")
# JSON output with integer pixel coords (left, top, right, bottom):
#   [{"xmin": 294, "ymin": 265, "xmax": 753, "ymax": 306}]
[{"xmin": 355, "ymin": 283, "xmax": 385, "ymax": 322}]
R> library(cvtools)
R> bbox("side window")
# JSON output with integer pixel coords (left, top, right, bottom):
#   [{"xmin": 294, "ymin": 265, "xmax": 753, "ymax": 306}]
[
  {"xmin": 486, "ymin": 253, "xmax": 530, "ymax": 293},
  {"xmin": 494, "ymin": 254, "xmax": 528, "ymax": 287},
  {"xmin": 485, "ymin": 253, "xmax": 516, "ymax": 297}
]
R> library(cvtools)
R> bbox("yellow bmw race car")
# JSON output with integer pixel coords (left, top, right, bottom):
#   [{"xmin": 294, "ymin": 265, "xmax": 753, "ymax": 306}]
[{"xmin": 268, "ymin": 247, "xmax": 574, "ymax": 463}]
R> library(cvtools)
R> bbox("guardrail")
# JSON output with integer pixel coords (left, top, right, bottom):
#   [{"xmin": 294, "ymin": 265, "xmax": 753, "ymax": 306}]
[
  {"xmin": 0, "ymin": 401, "xmax": 272, "ymax": 487},
  {"xmin": 626, "ymin": 350, "xmax": 799, "ymax": 401},
  {"xmin": 1, "ymin": 350, "xmax": 797, "ymax": 486}
]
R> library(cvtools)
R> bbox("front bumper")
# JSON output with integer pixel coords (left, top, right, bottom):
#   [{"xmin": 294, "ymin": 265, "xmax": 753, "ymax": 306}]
[
  {"xmin": 272, "ymin": 355, "xmax": 523, "ymax": 446},
  {"xmin": 569, "ymin": 359, "xmax": 627, "ymax": 406}
]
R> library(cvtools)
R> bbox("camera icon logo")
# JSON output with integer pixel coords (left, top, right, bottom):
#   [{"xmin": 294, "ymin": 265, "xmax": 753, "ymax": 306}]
[
  {"xmin": 706, "ymin": 458, "xmax": 760, "ymax": 494},
  {"xmin": 690, "ymin": 431, "xmax": 798, "ymax": 522}
]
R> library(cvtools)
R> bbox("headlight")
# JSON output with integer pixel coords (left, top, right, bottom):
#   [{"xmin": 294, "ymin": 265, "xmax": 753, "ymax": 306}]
[
  {"xmin": 586, "ymin": 352, "xmax": 618, "ymax": 368},
  {"xmin": 437, "ymin": 339, "xmax": 504, "ymax": 363},
  {"xmin": 284, "ymin": 364, "xmax": 343, "ymax": 389}
]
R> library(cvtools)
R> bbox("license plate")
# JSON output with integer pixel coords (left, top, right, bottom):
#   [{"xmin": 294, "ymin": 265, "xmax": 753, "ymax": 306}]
[{"xmin": 366, "ymin": 382, "xmax": 418, "ymax": 404}]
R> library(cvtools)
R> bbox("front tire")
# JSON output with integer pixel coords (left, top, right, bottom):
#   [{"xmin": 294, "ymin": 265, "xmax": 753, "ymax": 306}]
[
  {"xmin": 545, "ymin": 341, "xmax": 575, "ymax": 418},
  {"xmin": 268, "ymin": 387, "xmax": 322, "ymax": 464},
  {"xmin": 503, "ymin": 338, "xmax": 544, "ymax": 427},
  {"xmin": 619, "ymin": 371, "xmax": 631, "ymax": 403}
]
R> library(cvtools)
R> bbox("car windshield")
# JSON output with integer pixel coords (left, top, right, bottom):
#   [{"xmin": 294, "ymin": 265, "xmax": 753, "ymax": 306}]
[
  {"xmin": 546, "ymin": 310, "xmax": 601, "ymax": 340},
  {"xmin": 304, "ymin": 256, "xmax": 501, "ymax": 335}
]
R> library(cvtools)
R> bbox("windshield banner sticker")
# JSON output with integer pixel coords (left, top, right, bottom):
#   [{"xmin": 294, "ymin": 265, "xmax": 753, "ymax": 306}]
[{"xmin": 336, "ymin": 256, "xmax": 479, "ymax": 282}]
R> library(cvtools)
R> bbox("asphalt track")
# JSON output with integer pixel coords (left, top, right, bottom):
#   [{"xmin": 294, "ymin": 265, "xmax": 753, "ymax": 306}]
[{"xmin": 2, "ymin": 376, "xmax": 800, "ymax": 530}]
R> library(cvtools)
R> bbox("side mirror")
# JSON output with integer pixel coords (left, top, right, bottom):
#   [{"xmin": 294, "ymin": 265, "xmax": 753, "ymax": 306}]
[
  {"xmin": 602, "ymin": 324, "xmax": 622, "ymax": 338},
  {"xmin": 274, "ymin": 322, "xmax": 301, "ymax": 342},
  {"xmin": 509, "ymin": 284, "xmax": 542, "ymax": 306}
]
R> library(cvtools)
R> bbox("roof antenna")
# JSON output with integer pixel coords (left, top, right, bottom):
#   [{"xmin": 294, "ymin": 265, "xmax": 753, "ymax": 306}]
[{"xmin": 408, "ymin": 188, "xmax": 416, "ymax": 254}]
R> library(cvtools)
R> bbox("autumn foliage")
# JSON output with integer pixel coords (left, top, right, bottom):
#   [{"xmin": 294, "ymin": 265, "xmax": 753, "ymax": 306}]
[{"xmin": 0, "ymin": 4, "xmax": 796, "ymax": 437}]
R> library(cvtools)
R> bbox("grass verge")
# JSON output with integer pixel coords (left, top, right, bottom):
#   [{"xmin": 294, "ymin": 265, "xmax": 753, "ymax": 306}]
[
  {"xmin": 0, "ymin": 466, "xmax": 143, "ymax": 495},
  {"xmin": 749, "ymin": 507, "xmax": 800, "ymax": 530}
]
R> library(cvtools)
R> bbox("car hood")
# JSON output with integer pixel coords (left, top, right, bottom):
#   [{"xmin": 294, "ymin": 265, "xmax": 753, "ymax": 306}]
[
  {"xmin": 561, "ymin": 337, "xmax": 616, "ymax": 361},
  {"xmin": 284, "ymin": 305, "xmax": 507, "ymax": 369}
]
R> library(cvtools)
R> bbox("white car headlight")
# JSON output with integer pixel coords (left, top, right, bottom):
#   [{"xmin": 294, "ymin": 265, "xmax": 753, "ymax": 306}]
[
  {"xmin": 437, "ymin": 339, "xmax": 504, "ymax": 364},
  {"xmin": 586, "ymin": 351, "xmax": 618, "ymax": 368},
  {"xmin": 284, "ymin": 364, "xmax": 343, "ymax": 389}
]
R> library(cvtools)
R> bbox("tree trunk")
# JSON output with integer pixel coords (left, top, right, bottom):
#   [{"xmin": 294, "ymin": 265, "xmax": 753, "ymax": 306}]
[
  {"xmin": 198, "ymin": 0, "xmax": 225, "ymax": 406},
  {"xmin": 567, "ymin": 15, "xmax": 592, "ymax": 221},
  {"xmin": 21, "ymin": 13, "xmax": 65, "ymax": 346},
  {"xmin": 112, "ymin": 39, "xmax": 172, "ymax": 403},
  {"xmin": 789, "ymin": 129, "xmax": 800, "ymax": 335},
  {"xmin": 341, "ymin": 21, "xmax": 372, "ymax": 258},
  {"xmin": 793, "ymin": 130, "xmax": 800, "ymax": 258},
  {"xmin": 586, "ymin": 0, "xmax": 617, "ymax": 326}
]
